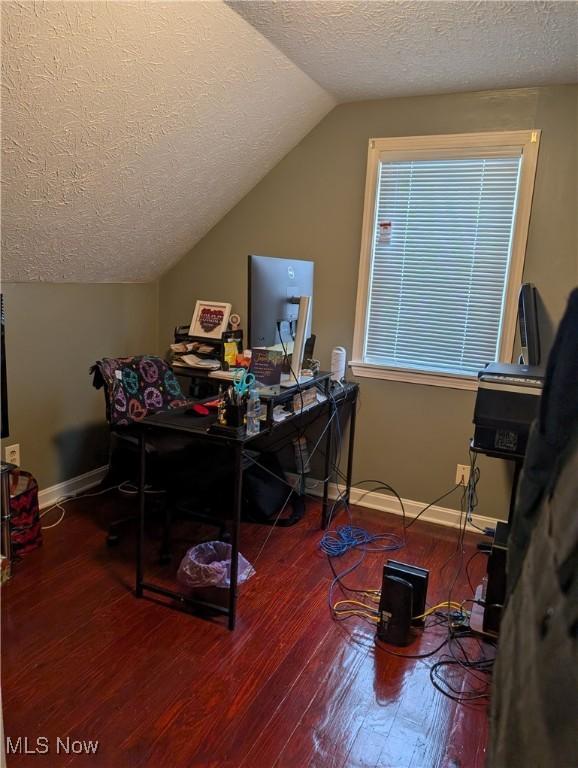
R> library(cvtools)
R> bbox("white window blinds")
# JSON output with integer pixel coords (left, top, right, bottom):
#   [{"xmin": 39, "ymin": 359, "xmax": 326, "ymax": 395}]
[{"xmin": 364, "ymin": 155, "xmax": 522, "ymax": 376}]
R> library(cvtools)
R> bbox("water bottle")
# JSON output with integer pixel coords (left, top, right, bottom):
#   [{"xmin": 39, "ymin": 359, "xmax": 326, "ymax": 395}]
[{"xmin": 246, "ymin": 387, "xmax": 261, "ymax": 437}]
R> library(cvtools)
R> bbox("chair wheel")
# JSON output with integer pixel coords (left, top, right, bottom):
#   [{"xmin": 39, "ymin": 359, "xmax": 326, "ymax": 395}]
[{"xmin": 106, "ymin": 532, "xmax": 120, "ymax": 546}]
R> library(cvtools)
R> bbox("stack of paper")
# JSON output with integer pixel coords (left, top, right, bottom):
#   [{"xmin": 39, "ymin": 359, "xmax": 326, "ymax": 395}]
[{"xmin": 180, "ymin": 354, "xmax": 221, "ymax": 370}]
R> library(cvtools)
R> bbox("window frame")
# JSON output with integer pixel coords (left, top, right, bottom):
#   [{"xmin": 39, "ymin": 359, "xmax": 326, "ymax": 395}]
[{"xmin": 351, "ymin": 130, "xmax": 541, "ymax": 390}]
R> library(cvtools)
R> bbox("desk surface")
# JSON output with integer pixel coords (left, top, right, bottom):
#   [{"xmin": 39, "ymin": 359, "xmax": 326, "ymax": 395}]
[{"xmin": 141, "ymin": 380, "xmax": 357, "ymax": 445}]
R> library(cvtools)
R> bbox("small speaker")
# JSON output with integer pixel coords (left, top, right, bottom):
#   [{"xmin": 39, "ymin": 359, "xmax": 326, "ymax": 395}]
[
  {"xmin": 377, "ymin": 574, "xmax": 413, "ymax": 646},
  {"xmin": 330, "ymin": 346, "xmax": 346, "ymax": 382}
]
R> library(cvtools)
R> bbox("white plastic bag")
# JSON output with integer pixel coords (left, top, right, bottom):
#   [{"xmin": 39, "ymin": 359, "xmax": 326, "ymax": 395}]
[{"xmin": 177, "ymin": 541, "xmax": 255, "ymax": 590}]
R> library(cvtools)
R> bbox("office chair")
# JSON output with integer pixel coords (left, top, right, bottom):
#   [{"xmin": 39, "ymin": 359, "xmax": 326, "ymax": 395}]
[{"xmin": 90, "ymin": 355, "xmax": 206, "ymax": 557}]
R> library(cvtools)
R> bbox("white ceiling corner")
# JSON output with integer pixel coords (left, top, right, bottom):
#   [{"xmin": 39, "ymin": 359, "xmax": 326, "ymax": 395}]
[
  {"xmin": 228, "ymin": 0, "xmax": 578, "ymax": 101},
  {"xmin": 1, "ymin": 1, "xmax": 334, "ymax": 282}
]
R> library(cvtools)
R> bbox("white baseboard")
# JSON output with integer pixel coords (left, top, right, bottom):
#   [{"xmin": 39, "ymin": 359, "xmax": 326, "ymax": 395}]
[
  {"xmin": 37, "ymin": 466, "xmax": 501, "ymax": 533},
  {"xmin": 38, "ymin": 465, "xmax": 109, "ymax": 510},
  {"xmin": 290, "ymin": 474, "xmax": 501, "ymax": 533}
]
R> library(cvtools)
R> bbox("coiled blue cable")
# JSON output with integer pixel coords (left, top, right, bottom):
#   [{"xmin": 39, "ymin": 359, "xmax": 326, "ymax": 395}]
[{"xmin": 320, "ymin": 525, "xmax": 403, "ymax": 557}]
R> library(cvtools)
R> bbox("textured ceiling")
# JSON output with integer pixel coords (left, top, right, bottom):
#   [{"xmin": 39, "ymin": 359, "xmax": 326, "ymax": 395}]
[
  {"xmin": 1, "ymin": 1, "xmax": 334, "ymax": 282},
  {"xmin": 229, "ymin": 0, "xmax": 578, "ymax": 100},
  {"xmin": 2, "ymin": 1, "xmax": 577, "ymax": 283}
]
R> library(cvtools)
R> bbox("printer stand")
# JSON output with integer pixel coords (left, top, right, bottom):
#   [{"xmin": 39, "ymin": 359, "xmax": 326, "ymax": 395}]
[
  {"xmin": 469, "ymin": 361, "xmax": 544, "ymax": 636},
  {"xmin": 469, "ymin": 444, "xmax": 520, "ymax": 636},
  {"xmin": 470, "ymin": 441, "xmax": 523, "ymax": 524}
]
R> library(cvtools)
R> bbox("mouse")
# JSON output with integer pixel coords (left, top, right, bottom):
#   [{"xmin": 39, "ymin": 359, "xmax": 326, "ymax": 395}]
[{"xmin": 185, "ymin": 404, "xmax": 209, "ymax": 417}]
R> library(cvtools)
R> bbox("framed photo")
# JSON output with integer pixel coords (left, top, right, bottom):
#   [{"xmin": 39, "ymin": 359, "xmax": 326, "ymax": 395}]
[{"xmin": 189, "ymin": 300, "xmax": 232, "ymax": 339}]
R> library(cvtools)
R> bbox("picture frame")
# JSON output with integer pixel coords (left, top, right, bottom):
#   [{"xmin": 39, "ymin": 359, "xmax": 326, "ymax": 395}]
[{"xmin": 189, "ymin": 300, "xmax": 232, "ymax": 339}]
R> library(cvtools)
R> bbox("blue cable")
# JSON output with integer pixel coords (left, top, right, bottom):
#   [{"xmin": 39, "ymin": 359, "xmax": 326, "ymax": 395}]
[
  {"xmin": 320, "ymin": 391, "xmax": 404, "ymax": 616},
  {"xmin": 320, "ymin": 524, "xmax": 403, "ymax": 557}
]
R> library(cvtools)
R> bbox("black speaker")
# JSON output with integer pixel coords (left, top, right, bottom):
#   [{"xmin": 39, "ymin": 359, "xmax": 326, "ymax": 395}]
[
  {"xmin": 377, "ymin": 574, "xmax": 413, "ymax": 646},
  {"xmin": 385, "ymin": 560, "xmax": 429, "ymax": 627}
]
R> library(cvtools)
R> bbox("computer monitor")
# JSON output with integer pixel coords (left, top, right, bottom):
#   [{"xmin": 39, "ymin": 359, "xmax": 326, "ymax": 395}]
[
  {"xmin": 518, "ymin": 283, "xmax": 540, "ymax": 366},
  {"xmin": 248, "ymin": 255, "xmax": 314, "ymax": 383}
]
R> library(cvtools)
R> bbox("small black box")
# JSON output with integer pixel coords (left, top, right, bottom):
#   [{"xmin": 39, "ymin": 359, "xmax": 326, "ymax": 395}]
[{"xmin": 385, "ymin": 560, "xmax": 429, "ymax": 626}]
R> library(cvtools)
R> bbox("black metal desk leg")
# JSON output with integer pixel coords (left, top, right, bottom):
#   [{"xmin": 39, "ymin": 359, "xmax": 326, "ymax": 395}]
[
  {"xmin": 345, "ymin": 393, "xmax": 357, "ymax": 506},
  {"xmin": 321, "ymin": 411, "xmax": 333, "ymax": 530},
  {"xmin": 136, "ymin": 432, "xmax": 146, "ymax": 598},
  {"xmin": 229, "ymin": 443, "xmax": 243, "ymax": 630}
]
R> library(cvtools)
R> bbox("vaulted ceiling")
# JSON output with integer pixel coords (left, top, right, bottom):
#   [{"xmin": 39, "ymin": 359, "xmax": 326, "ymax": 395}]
[
  {"xmin": 2, "ymin": 1, "xmax": 577, "ymax": 283},
  {"xmin": 1, "ymin": 1, "xmax": 334, "ymax": 282},
  {"xmin": 229, "ymin": 0, "xmax": 578, "ymax": 101}
]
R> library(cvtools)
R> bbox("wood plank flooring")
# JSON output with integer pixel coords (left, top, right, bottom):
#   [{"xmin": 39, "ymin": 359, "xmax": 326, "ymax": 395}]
[{"xmin": 2, "ymin": 491, "xmax": 491, "ymax": 767}]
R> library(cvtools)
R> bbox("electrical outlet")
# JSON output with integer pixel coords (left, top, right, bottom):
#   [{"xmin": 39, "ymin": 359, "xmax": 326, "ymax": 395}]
[
  {"xmin": 456, "ymin": 464, "xmax": 470, "ymax": 486},
  {"xmin": 4, "ymin": 443, "xmax": 20, "ymax": 467}
]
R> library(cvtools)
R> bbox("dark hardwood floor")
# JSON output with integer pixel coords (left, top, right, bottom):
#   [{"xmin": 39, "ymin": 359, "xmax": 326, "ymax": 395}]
[{"xmin": 2, "ymin": 490, "xmax": 491, "ymax": 767}]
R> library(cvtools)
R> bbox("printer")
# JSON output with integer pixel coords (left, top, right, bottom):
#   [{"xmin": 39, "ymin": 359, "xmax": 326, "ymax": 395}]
[{"xmin": 472, "ymin": 362, "xmax": 544, "ymax": 459}]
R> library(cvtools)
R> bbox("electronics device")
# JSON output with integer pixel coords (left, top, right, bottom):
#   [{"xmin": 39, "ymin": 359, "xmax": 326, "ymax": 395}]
[
  {"xmin": 477, "ymin": 361, "xmax": 543, "ymax": 387},
  {"xmin": 473, "ymin": 362, "xmax": 544, "ymax": 459},
  {"xmin": 248, "ymin": 255, "xmax": 314, "ymax": 384},
  {"xmin": 518, "ymin": 282, "xmax": 540, "ymax": 366},
  {"xmin": 385, "ymin": 560, "xmax": 429, "ymax": 627},
  {"xmin": 483, "ymin": 521, "xmax": 509, "ymax": 635},
  {"xmin": 377, "ymin": 574, "xmax": 413, "ymax": 645},
  {"xmin": 1, "ymin": 295, "xmax": 8, "ymax": 439},
  {"xmin": 330, "ymin": 346, "xmax": 346, "ymax": 382},
  {"xmin": 303, "ymin": 334, "xmax": 316, "ymax": 360}
]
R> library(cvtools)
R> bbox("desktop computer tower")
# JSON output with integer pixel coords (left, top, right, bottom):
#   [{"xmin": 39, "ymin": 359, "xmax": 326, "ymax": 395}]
[{"xmin": 483, "ymin": 521, "xmax": 509, "ymax": 635}]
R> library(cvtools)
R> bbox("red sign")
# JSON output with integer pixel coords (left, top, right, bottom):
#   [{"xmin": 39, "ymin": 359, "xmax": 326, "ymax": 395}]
[{"xmin": 198, "ymin": 307, "xmax": 224, "ymax": 332}]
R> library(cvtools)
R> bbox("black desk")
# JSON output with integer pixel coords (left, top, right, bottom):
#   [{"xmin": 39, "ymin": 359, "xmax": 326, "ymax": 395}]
[{"xmin": 134, "ymin": 378, "xmax": 358, "ymax": 629}]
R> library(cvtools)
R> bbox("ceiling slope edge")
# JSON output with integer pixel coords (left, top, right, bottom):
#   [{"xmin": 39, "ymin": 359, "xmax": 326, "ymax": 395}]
[{"xmin": 1, "ymin": 1, "xmax": 335, "ymax": 283}]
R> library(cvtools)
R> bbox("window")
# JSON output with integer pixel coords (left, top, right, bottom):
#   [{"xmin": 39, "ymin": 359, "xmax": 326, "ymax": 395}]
[{"xmin": 352, "ymin": 131, "xmax": 540, "ymax": 389}]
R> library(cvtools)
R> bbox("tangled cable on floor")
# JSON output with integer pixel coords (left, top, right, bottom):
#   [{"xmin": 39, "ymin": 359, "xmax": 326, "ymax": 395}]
[{"xmin": 319, "ymin": 524, "xmax": 404, "ymax": 557}]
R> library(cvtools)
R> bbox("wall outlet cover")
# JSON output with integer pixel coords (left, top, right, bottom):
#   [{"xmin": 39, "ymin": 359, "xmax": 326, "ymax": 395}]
[
  {"xmin": 4, "ymin": 444, "xmax": 20, "ymax": 467},
  {"xmin": 456, "ymin": 464, "xmax": 470, "ymax": 486}
]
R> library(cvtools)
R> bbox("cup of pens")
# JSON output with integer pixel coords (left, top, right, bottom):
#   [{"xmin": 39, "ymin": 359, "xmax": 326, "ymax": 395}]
[
  {"xmin": 224, "ymin": 400, "xmax": 245, "ymax": 427},
  {"xmin": 221, "ymin": 369, "xmax": 256, "ymax": 427}
]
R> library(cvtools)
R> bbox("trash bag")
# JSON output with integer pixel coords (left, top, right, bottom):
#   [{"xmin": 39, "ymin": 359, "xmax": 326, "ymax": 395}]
[
  {"xmin": 9, "ymin": 470, "xmax": 42, "ymax": 556},
  {"xmin": 177, "ymin": 541, "xmax": 255, "ymax": 590}
]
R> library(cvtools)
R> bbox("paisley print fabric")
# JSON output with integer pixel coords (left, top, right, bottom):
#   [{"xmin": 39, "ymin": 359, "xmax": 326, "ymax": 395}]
[{"xmin": 91, "ymin": 356, "xmax": 189, "ymax": 425}]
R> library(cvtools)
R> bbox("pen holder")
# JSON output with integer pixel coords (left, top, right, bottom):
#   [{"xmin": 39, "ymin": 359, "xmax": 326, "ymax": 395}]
[{"xmin": 224, "ymin": 402, "xmax": 246, "ymax": 428}]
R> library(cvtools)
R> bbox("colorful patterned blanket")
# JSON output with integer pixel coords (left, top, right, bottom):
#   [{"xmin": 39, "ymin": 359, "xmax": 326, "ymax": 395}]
[{"xmin": 91, "ymin": 355, "xmax": 190, "ymax": 425}]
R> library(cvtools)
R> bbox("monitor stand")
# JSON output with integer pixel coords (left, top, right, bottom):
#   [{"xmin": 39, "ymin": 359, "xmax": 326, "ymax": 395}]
[{"xmin": 279, "ymin": 295, "xmax": 311, "ymax": 388}]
